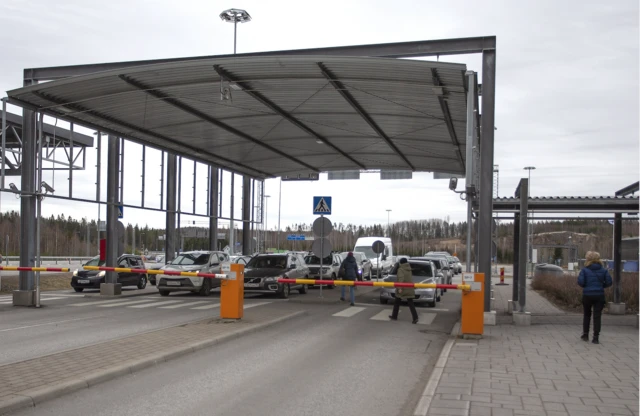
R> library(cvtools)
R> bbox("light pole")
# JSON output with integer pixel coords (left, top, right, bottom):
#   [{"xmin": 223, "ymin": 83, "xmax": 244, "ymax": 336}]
[
  {"xmin": 386, "ymin": 209, "xmax": 392, "ymax": 238},
  {"xmin": 219, "ymin": 8, "xmax": 252, "ymax": 54},
  {"xmin": 277, "ymin": 178, "xmax": 282, "ymax": 251},
  {"xmin": 265, "ymin": 195, "xmax": 271, "ymax": 250},
  {"xmin": 523, "ymin": 166, "xmax": 536, "ymax": 272}
]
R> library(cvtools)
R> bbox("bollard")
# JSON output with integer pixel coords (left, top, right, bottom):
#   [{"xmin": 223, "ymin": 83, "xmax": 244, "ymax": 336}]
[
  {"xmin": 461, "ymin": 273, "xmax": 484, "ymax": 337},
  {"xmin": 496, "ymin": 267, "xmax": 508, "ymax": 285},
  {"xmin": 220, "ymin": 263, "xmax": 244, "ymax": 320}
]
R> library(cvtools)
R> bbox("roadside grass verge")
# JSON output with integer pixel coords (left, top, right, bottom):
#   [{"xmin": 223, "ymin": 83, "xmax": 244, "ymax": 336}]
[
  {"xmin": 0, "ymin": 273, "xmax": 72, "ymax": 294},
  {"xmin": 531, "ymin": 272, "xmax": 638, "ymax": 313}
]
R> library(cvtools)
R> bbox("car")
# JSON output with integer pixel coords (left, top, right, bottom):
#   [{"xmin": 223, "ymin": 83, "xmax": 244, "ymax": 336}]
[
  {"xmin": 379, "ymin": 260, "xmax": 440, "ymax": 307},
  {"xmin": 340, "ymin": 251, "xmax": 373, "ymax": 281},
  {"xmin": 243, "ymin": 253, "xmax": 310, "ymax": 298},
  {"xmin": 411, "ymin": 256, "xmax": 449, "ymax": 296},
  {"xmin": 156, "ymin": 251, "xmax": 229, "ymax": 296},
  {"xmin": 354, "ymin": 236, "xmax": 395, "ymax": 278},
  {"xmin": 452, "ymin": 256, "xmax": 463, "ymax": 274},
  {"xmin": 144, "ymin": 258, "xmax": 166, "ymax": 286},
  {"xmin": 304, "ymin": 252, "xmax": 343, "ymax": 288},
  {"xmin": 424, "ymin": 253, "xmax": 454, "ymax": 284},
  {"xmin": 230, "ymin": 255, "xmax": 253, "ymax": 265},
  {"xmin": 71, "ymin": 254, "xmax": 148, "ymax": 292}
]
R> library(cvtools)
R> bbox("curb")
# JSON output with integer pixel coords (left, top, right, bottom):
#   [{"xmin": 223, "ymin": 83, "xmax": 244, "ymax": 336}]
[
  {"xmin": 0, "ymin": 310, "xmax": 306, "ymax": 415},
  {"xmin": 413, "ymin": 321, "xmax": 460, "ymax": 416}
]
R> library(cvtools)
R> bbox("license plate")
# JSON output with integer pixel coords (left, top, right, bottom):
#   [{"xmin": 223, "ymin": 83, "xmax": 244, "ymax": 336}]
[
  {"xmin": 77, "ymin": 279, "xmax": 90, "ymax": 284},
  {"xmin": 166, "ymin": 281, "xmax": 181, "ymax": 286},
  {"xmin": 244, "ymin": 283, "xmax": 260, "ymax": 288}
]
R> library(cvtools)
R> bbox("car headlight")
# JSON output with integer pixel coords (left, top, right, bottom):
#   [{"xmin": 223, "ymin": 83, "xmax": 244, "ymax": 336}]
[
  {"xmin": 73, "ymin": 270, "xmax": 77, "ymax": 276},
  {"xmin": 98, "ymin": 271, "xmax": 106, "ymax": 277},
  {"xmin": 358, "ymin": 269, "xmax": 362, "ymax": 274},
  {"xmin": 264, "ymin": 277, "xmax": 276, "ymax": 282}
]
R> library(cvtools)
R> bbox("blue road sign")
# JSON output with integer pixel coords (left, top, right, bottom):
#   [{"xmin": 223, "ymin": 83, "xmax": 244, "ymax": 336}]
[
  {"xmin": 117, "ymin": 205, "xmax": 124, "ymax": 219},
  {"xmin": 313, "ymin": 196, "xmax": 332, "ymax": 215},
  {"xmin": 287, "ymin": 234, "xmax": 306, "ymax": 241}
]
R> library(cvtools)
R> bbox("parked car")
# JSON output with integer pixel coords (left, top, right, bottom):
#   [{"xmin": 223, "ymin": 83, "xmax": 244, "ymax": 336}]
[
  {"xmin": 453, "ymin": 256, "xmax": 463, "ymax": 274},
  {"xmin": 230, "ymin": 255, "xmax": 253, "ymax": 265},
  {"xmin": 379, "ymin": 260, "xmax": 440, "ymax": 307},
  {"xmin": 424, "ymin": 253, "xmax": 454, "ymax": 284},
  {"xmin": 156, "ymin": 251, "xmax": 229, "ymax": 296},
  {"xmin": 71, "ymin": 254, "xmax": 148, "ymax": 292},
  {"xmin": 243, "ymin": 253, "xmax": 309, "ymax": 298},
  {"xmin": 411, "ymin": 256, "xmax": 449, "ymax": 297},
  {"xmin": 304, "ymin": 253, "xmax": 343, "ymax": 288},
  {"xmin": 340, "ymin": 251, "xmax": 372, "ymax": 281}
]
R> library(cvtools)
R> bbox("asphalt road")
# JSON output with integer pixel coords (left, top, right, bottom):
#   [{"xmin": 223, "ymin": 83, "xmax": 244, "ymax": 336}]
[{"xmin": 11, "ymin": 288, "xmax": 461, "ymax": 416}]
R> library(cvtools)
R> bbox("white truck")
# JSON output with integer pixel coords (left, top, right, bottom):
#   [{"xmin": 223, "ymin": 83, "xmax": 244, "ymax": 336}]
[{"xmin": 353, "ymin": 236, "xmax": 394, "ymax": 279}]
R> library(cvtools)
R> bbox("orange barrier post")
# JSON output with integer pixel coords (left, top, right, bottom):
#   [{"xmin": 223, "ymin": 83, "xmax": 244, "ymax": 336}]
[
  {"xmin": 496, "ymin": 267, "xmax": 508, "ymax": 286},
  {"xmin": 220, "ymin": 263, "xmax": 244, "ymax": 320},
  {"xmin": 461, "ymin": 273, "xmax": 484, "ymax": 337}
]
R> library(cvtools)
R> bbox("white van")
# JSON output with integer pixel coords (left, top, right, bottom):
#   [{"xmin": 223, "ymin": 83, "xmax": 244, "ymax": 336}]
[{"xmin": 353, "ymin": 237, "xmax": 394, "ymax": 278}]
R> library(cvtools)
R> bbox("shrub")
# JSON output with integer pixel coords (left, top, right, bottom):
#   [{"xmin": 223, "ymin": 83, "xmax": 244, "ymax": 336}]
[{"xmin": 531, "ymin": 271, "xmax": 639, "ymax": 313}]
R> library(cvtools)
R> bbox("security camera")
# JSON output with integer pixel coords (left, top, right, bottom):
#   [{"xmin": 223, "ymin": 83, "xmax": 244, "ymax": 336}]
[
  {"xmin": 9, "ymin": 183, "xmax": 19, "ymax": 194},
  {"xmin": 41, "ymin": 181, "xmax": 55, "ymax": 194},
  {"xmin": 449, "ymin": 177, "xmax": 458, "ymax": 191}
]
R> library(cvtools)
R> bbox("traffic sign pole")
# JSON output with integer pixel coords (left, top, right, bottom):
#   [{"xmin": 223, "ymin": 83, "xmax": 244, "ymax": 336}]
[{"xmin": 319, "ymin": 215, "xmax": 324, "ymax": 298}]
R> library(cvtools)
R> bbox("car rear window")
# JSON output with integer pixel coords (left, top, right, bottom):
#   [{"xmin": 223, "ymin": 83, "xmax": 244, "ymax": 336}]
[
  {"xmin": 247, "ymin": 256, "xmax": 288, "ymax": 269},
  {"xmin": 171, "ymin": 253, "xmax": 209, "ymax": 266}
]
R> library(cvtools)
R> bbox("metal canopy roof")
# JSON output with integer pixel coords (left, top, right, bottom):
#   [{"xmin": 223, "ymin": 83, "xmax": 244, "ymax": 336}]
[
  {"xmin": 492, "ymin": 196, "xmax": 640, "ymax": 214},
  {"xmin": 7, "ymin": 56, "xmax": 469, "ymax": 179},
  {"xmin": 1, "ymin": 110, "xmax": 93, "ymax": 148}
]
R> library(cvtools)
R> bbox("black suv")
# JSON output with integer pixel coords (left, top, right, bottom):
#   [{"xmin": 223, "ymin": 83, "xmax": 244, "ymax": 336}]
[
  {"xmin": 243, "ymin": 253, "xmax": 310, "ymax": 298},
  {"xmin": 71, "ymin": 254, "xmax": 148, "ymax": 292}
]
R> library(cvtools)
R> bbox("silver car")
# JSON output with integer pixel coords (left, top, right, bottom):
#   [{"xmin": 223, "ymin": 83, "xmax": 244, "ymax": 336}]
[
  {"xmin": 340, "ymin": 252, "xmax": 373, "ymax": 281},
  {"xmin": 157, "ymin": 251, "xmax": 229, "ymax": 296},
  {"xmin": 379, "ymin": 260, "xmax": 440, "ymax": 307},
  {"xmin": 304, "ymin": 253, "xmax": 343, "ymax": 288}
]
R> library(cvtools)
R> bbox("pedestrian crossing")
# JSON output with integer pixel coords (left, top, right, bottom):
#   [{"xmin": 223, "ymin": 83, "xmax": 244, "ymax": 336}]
[{"xmin": 333, "ymin": 306, "xmax": 437, "ymax": 325}]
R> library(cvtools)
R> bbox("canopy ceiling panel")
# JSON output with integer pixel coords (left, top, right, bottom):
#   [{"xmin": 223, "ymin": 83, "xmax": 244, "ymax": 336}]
[{"xmin": 8, "ymin": 56, "xmax": 469, "ymax": 179}]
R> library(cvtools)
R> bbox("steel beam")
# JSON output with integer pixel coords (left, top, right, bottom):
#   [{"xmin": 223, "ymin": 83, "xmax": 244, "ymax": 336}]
[
  {"xmin": 19, "ymin": 93, "xmax": 268, "ymax": 178},
  {"xmin": 615, "ymin": 182, "xmax": 639, "ymax": 197},
  {"xmin": 230, "ymin": 173, "xmax": 235, "ymax": 252},
  {"xmin": 105, "ymin": 135, "xmax": 119, "ymax": 284},
  {"xmin": 512, "ymin": 213, "xmax": 520, "ymax": 303},
  {"xmin": 242, "ymin": 176, "xmax": 251, "ymax": 255},
  {"xmin": 517, "ymin": 179, "xmax": 528, "ymax": 313},
  {"xmin": 1, "ymin": 98, "xmax": 6, "ymax": 188},
  {"xmin": 478, "ymin": 49, "xmax": 497, "ymax": 312},
  {"xmin": 464, "ymin": 71, "xmax": 476, "ymax": 272},
  {"xmin": 317, "ymin": 63, "xmax": 410, "ymax": 170},
  {"xmin": 613, "ymin": 213, "xmax": 622, "ymax": 303},
  {"xmin": 431, "ymin": 68, "xmax": 464, "ymax": 169},
  {"xmin": 18, "ymin": 106, "xmax": 36, "ymax": 292},
  {"xmin": 209, "ymin": 166, "xmax": 219, "ymax": 251},
  {"xmin": 165, "ymin": 154, "xmax": 177, "ymax": 263},
  {"xmin": 119, "ymin": 75, "xmax": 319, "ymax": 173},
  {"xmin": 24, "ymin": 36, "xmax": 496, "ymax": 82}
]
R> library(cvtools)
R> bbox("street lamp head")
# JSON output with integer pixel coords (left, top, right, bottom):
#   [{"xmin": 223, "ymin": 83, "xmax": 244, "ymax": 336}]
[
  {"xmin": 523, "ymin": 166, "xmax": 536, "ymax": 171},
  {"xmin": 219, "ymin": 8, "xmax": 251, "ymax": 23}
]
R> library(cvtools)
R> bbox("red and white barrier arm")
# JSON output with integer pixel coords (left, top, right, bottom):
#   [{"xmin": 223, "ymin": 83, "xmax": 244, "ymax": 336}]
[
  {"xmin": 277, "ymin": 278, "xmax": 471, "ymax": 291},
  {"xmin": 82, "ymin": 266, "xmax": 228, "ymax": 279},
  {"xmin": 0, "ymin": 266, "xmax": 71, "ymax": 272}
]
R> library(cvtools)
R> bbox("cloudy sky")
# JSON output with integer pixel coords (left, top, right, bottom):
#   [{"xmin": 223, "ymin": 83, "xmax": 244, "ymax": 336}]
[{"xmin": 0, "ymin": 0, "xmax": 638, "ymax": 233}]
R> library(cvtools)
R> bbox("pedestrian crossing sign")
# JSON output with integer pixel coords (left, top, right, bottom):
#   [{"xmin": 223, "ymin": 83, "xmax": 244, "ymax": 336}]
[{"xmin": 313, "ymin": 196, "xmax": 332, "ymax": 215}]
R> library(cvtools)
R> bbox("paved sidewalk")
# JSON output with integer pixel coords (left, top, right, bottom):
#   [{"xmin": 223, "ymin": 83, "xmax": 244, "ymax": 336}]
[{"xmin": 0, "ymin": 305, "xmax": 304, "ymax": 415}]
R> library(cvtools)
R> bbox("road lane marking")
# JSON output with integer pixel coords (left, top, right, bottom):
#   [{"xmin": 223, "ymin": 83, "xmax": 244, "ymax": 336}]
[
  {"xmin": 333, "ymin": 307, "xmax": 366, "ymax": 317},
  {"xmin": 159, "ymin": 301, "xmax": 210, "ymax": 309},
  {"xmin": 128, "ymin": 300, "xmax": 183, "ymax": 308},
  {"xmin": 370, "ymin": 309, "xmax": 393, "ymax": 321},
  {"xmin": 416, "ymin": 313, "xmax": 437, "ymax": 325},
  {"xmin": 0, "ymin": 316, "xmax": 101, "ymax": 332},
  {"xmin": 69, "ymin": 299, "xmax": 137, "ymax": 307},
  {"xmin": 98, "ymin": 299, "xmax": 160, "ymax": 308},
  {"xmin": 243, "ymin": 302, "xmax": 271, "ymax": 310},
  {"xmin": 190, "ymin": 303, "xmax": 221, "ymax": 310}
]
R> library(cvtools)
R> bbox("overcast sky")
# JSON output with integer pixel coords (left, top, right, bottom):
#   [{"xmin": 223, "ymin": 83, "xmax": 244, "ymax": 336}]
[{"xmin": 0, "ymin": 0, "xmax": 638, "ymax": 232}]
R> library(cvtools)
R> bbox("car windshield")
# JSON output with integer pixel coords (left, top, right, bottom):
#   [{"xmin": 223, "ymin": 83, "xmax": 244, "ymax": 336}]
[
  {"xmin": 304, "ymin": 255, "xmax": 332, "ymax": 265},
  {"xmin": 387, "ymin": 262, "xmax": 433, "ymax": 281},
  {"xmin": 84, "ymin": 256, "xmax": 104, "ymax": 267},
  {"xmin": 170, "ymin": 253, "xmax": 209, "ymax": 266},
  {"xmin": 247, "ymin": 256, "xmax": 288, "ymax": 269},
  {"xmin": 354, "ymin": 246, "xmax": 377, "ymax": 259}
]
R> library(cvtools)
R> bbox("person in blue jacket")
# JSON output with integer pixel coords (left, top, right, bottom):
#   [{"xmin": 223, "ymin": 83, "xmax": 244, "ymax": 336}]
[
  {"xmin": 577, "ymin": 251, "xmax": 612, "ymax": 344},
  {"xmin": 339, "ymin": 252, "xmax": 358, "ymax": 306}
]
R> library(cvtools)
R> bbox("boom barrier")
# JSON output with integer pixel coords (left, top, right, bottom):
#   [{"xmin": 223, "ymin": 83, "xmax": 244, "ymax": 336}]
[
  {"xmin": 0, "ymin": 266, "xmax": 71, "ymax": 272},
  {"xmin": 82, "ymin": 266, "xmax": 228, "ymax": 279},
  {"xmin": 278, "ymin": 279, "xmax": 470, "ymax": 291}
]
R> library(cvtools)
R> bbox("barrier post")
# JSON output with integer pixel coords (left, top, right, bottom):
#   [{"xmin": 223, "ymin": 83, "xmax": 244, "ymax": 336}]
[
  {"xmin": 496, "ymin": 267, "xmax": 508, "ymax": 286},
  {"xmin": 461, "ymin": 273, "xmax": 484, "ymax": 337},
  {"xmin": 220, "ymin": 263, "xmax": 244, "ymax": 319}
]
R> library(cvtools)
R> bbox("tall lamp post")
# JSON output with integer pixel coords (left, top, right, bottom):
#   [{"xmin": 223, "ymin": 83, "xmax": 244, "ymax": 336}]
[
  {"xmin": 265, "ymin": 195, "xmax": 271, "ymax": 250},
  {"xmin": 219, "ymin": 9, "xmax": 252, "ymax": 54},
  {"xmin": 386, "ymin": 209, "xmax": 392, "ymax": 238},
  {"xmin": 523, "ymin": 166, "xmax": 536, "ymax": 273}
]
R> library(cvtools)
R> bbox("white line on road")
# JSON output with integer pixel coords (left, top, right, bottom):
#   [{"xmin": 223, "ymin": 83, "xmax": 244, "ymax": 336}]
[
  {"xmin": 332, "ymin": 307, "xmax": 366, "ymax": 317},
  {"xmin": 0, "ymin": 316, "xmax": 101, "ymax": 332},
  {"xmin": 98, "ymin": 299, "xmax": 160, "ymax": 308},
  {"xmin": 190, "ymin": 303, "xmax": 221, "ymax": 310},
  {"xmin": 69, "ymin": 298, "xmax": 137, "ymax": 307},
  {"xmin": 128, "ymin": 300, "xmax": 183, "ymax": 308},
  {"xmin": 159, "ymin": 301, "xmax": 210, "ymax": 309},
  {"xmin": 370, "ymin": 309, "xmax": 393, "ymax": 321},
  {"xmin": 243, "ymin": 302, "xmax": 271, "ymax": 310}
]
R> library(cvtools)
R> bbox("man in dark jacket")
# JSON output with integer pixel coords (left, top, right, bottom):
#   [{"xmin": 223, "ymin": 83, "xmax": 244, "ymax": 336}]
[
  {"xmin": 340, "ymin": 252, "xmax": 358, "ymax": 306},
  {"xmin": 578, "ymin": 251, "xmax": 613, "ymax": 344}
]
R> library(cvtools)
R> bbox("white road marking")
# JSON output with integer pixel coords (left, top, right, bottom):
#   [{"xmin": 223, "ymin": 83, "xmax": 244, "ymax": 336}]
[
  {"xmin": 0, "ymin": 316, "xmax": 100, "ymax": 332},
  {"xmin": 128, "ymin": 300, "xmax": 183, "ymax": 308},
  {"xmin": 159, "ymin": 301, "xmax": 210, "ymax": 309},
  {"xmin": 36, "ymin": 297, "xmax": 67, "ymax": 302},
  {"xmin": 98, "ymin": 299, "xmax": 159, "ymax": 308},
  {"xmin": 416, "ymin": 313, "xmax": 437, "ymax": 325},
  {"xmin": 190, "ymin": 303, "xmax": 221, "ymax": 310},
  {"xmin": 69, "ymin": 298, "xmax": 137, "ymax": 307},
  {"xmin": 243, "ymin": 302, "xmax": 271, "ymax": 310},
  {"xmin": 332, "ymin": 307, "xmax": 366, "ymax": 317},
  {"xmin": 370, "ymin": 309, "xmax": 393, "ymax": 321}
]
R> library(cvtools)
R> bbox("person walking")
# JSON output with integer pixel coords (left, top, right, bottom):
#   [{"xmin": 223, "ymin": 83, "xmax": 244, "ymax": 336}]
[
  {"xmin": 339, "ymin": 252, "xmax": 358, "ymax": 306},
  {"xmin": 389, "ymin": 258, "xmax": 419, "ymax": 324},
  {"xmin": 578, "ymin": 251, "xmax": 612, "ymax": 344}
]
